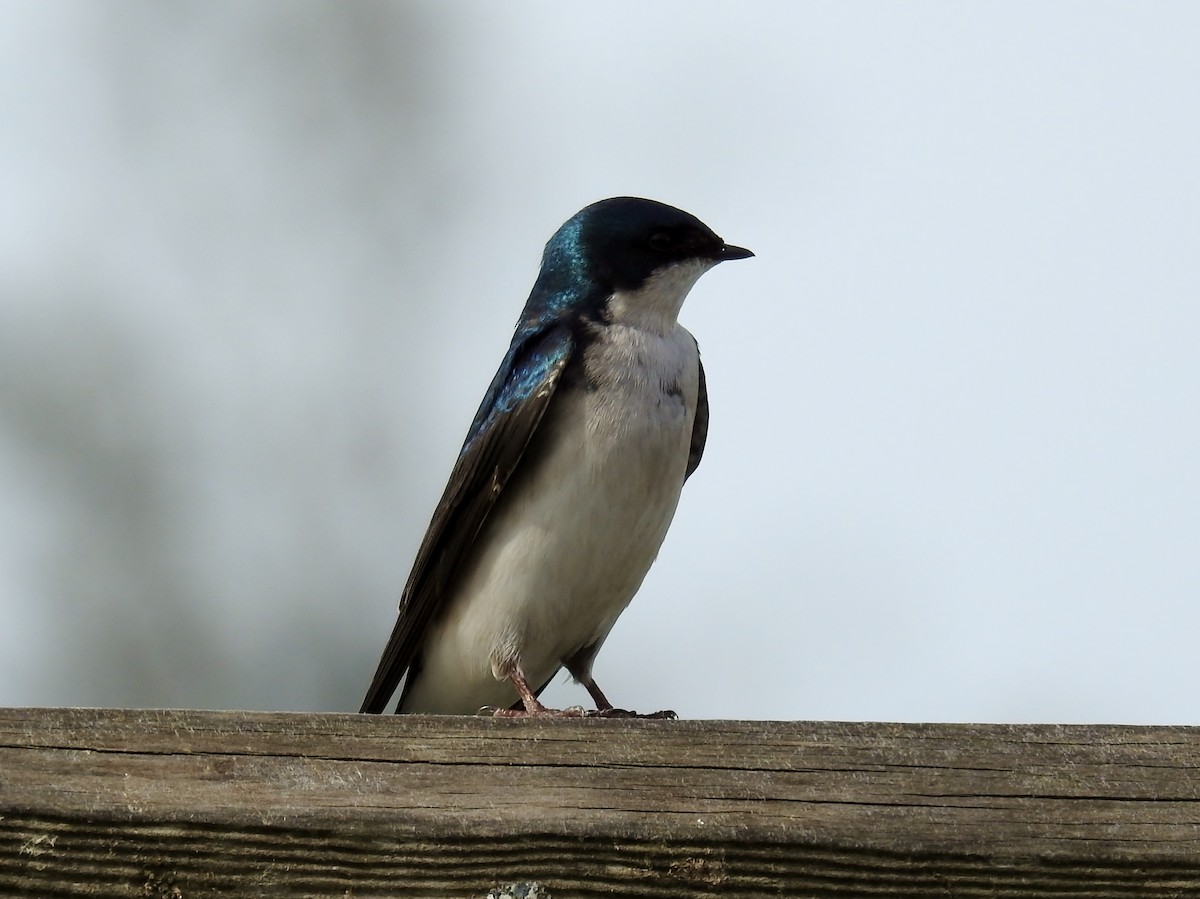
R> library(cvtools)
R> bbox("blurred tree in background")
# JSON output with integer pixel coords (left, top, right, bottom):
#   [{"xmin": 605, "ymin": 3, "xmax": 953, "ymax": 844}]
[{"xmin": 1, "ymin": 2, "xmax": 452, "ymax": 710}]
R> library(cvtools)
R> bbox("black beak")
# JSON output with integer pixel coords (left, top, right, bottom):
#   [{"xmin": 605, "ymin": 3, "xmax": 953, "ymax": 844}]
[{"xmin": 715, "ymin": 243, "xmax": 754, "ymax": 262}]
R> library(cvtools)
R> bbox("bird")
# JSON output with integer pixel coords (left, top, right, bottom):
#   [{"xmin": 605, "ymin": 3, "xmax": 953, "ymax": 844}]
[{"xmin": 360, "ymin": 197, "xmax": 752, "ymax": 717}]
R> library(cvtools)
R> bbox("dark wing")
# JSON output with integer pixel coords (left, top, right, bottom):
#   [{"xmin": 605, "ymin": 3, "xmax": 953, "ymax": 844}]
[
  {"xmin": 360, "ymin": 325, "xmax": 575, "ymax": 713},
  {"xmin": 685, "ymin": 348, "xmax": 708, "ymax": 480}
]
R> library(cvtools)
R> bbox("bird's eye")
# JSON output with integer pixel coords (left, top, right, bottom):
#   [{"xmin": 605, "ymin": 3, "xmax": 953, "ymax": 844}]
[{"xmin": 648, "ymin": 232, "xmax": 673, "ymax": 252}]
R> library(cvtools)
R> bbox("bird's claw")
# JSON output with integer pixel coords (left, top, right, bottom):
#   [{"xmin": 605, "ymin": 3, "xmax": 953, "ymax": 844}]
[
  {"xmin": 481, "ymin": 705, "xmax": 677, "ymax": 720},
  {"xmin": 588, "ymin": 708, "xmax": 678, "ymax": 720},
  {"xmin": 483, "ymin": 704, "xmax": 589, "ymax": 718}
]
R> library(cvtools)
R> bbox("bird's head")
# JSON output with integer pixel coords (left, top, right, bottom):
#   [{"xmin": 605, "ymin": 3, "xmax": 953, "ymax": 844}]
[{"xmin": 527, "ymin": 197, "xmax": 753, "ymax": 332}]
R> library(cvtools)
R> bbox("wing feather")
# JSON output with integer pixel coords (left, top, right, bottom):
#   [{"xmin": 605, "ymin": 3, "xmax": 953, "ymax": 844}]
[
  {"xmin": 686, "ymin": 349, "xmax": 708, "ymax": 480},
  {"xmin": 359, "ymin": 325, "xmax": 574, "ymax": 713}
]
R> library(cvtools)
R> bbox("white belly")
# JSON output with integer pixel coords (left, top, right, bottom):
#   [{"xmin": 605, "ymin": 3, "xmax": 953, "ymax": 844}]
[{"xmin": 401, "ymin": 324, "xmax": 699, "ymax": 714}]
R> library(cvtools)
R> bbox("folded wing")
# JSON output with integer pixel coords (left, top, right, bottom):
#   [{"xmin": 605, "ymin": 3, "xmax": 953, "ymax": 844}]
[{"xmin": 360, "ymin": 325, "xmax": 575, "ymax": 713}]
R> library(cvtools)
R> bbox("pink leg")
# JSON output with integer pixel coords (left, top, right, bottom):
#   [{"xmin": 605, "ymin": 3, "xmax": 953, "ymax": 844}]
[
  {"xmin": 489, "ymin": 668, "xmax": 587, "ymax": 718},
  {"xmin": 488, "ymin": 665, "xmax": 678, "ymax": 720}
]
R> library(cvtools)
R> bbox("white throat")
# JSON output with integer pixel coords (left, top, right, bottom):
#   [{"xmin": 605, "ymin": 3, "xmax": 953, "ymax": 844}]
[{"xmin": 604, "ymin": 259, "xmax": 715, "ymax": 335}]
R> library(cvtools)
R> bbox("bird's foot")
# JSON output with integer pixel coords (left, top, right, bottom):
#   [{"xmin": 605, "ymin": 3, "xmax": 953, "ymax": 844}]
[
  {"xmin": 484, "ymin": 704, "xmax": 589, "ymax": 718},
  {"xmin": 483, "ymin": 705, "xmax": 677, "ymax": 720},
  {"xmin": 489, "ymin": 669, "xmax": 678, "ymax": 719},
  {"xmin": 586, "ymin": 708, "xmax": 678, "ymax": 720}
]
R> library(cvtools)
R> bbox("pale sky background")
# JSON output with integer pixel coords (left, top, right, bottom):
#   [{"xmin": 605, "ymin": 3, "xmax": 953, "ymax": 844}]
[{"xmin": 2, "ymin": 2, "xmax": 1197, "ymax": 723}]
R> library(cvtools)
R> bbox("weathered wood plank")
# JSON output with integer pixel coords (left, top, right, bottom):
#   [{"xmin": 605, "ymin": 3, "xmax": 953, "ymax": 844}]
[{"xmin": 1, "ymin": 708, "xmax": 1198, "ymax": 897}]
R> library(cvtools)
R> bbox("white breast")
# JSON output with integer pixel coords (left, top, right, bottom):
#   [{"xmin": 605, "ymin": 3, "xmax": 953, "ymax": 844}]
[{"xmin": 402, "ymin": 318, "xmax": 701, "ymax": 714}]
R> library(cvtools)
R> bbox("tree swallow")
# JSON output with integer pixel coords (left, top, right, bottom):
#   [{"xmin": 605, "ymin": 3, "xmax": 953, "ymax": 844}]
[{"xmin": 361, "ymin": 197, "xmax": 752, "ymax": 717}]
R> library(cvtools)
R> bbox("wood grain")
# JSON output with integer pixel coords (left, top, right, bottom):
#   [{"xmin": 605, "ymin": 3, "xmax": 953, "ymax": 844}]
[{"xmin": 1, "ymin": 708, "xmax": 1198, "ymax": 897}]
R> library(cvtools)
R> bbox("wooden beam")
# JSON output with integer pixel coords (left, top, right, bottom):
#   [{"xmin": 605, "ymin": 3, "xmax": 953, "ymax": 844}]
[{"xmin": 2, "ymin": 708, "xmax": 1198, "ymax": 897}]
